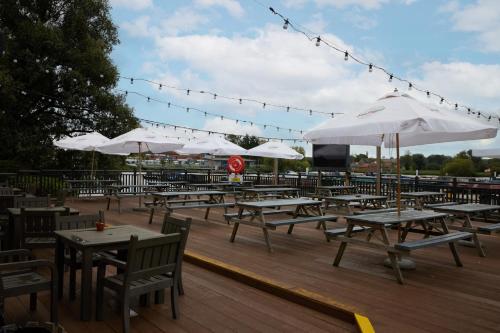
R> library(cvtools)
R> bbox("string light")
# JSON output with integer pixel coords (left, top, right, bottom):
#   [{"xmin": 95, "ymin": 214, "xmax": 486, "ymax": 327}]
[
  {"xmin": 388, "ymin": 74, "xmax": 393, "ymax": 82},
  {"xmin": 344, "ymin": 51, "xmax": 349, "ymax": 61},
  {"xmin": 283, "ymin": 19, "xmax": 289, "ymax": 30},
  {"xmin": 315, "ymin": 37, "xmax": 321, "ymax": 47},
  {"xmin": 408, "ymin": 83, "xmax": 413, "ymax": 91},
  {"xmin": 368, "ymin": 64, "xmax": 373, "ymax": 73}
]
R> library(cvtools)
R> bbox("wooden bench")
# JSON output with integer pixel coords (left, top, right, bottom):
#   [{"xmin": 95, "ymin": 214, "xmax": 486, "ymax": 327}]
[
  {"xmin": 353, "ymin": 208, "xmax": 399, "ymax": 215},
  {"xmin": 324, "ymin": 226, "xmax": 370, "ymax": 238},
  {"xmin": 263, "ymin": 214, "xmax": 338, "ymax": 234},
  {"xmin": 394, "ymin": 231, "xmax": 472, "ymax": 252},
  {"xmin": 425, "ymin": 202, "xmax": 459, "ymax": 208},
  {"xmin": 156, "ymin": 202, "xmax": 235, "ymax": 221},
  {"xmin": 106, "ymin": 192, "xmax": 149, "ymax": 213},
  {"xmin": 478, "ymin": 223, "xmax": 500, "ymax": 234},
  {"xmin": 223, "ymin": 209, "xmax": 295, "ymax": 223}
]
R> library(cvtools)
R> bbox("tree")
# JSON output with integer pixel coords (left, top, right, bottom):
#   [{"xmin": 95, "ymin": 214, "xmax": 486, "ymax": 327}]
[
  {"xmin": 427, "ymin": 154, "xmax": 451, "ymax": 170},
  {"xmin": 442, "ymin": 158, "xmax": 475, "ymax": 177},
  {"xmin": 412, "ymin": 153, "xmax": 426, "ymax": 171},
  {"xmin": 401, "ymin": 151, "xmax": 412, "ymax": 170},
  {"xmin": 226, "ymin": 134, "xmax": 262, "ymax": 149},
  {"xmin": 0, "ymin": 0, "xmax": 138, "ymax": 169}
]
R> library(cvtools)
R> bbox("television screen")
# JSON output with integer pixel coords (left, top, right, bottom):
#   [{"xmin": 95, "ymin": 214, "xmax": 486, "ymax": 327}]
[{"xmin": 312, "ymin": 144, "xmax": 350, "ymax": 169}]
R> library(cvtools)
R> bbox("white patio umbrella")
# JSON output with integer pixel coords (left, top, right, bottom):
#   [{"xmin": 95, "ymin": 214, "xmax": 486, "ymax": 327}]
[
  {"xmin": 247, "ymin": 141, "xmax": 304, "ymax": 185},
  {"xmin": 304, "ymin": 92, "xmax": 498, "ymax": 214},
  {"xmin": 53, "ymin": 132, "xmax": 115, "ymax": 178},
  {"xmin": 472, "ymin": 148, "xmax": 500, "ymax": 158},
  {"xmin": 176, "ymin": 135, "xmax": 248, "ymax": 156},
  {"xmin": 98, "ymin": 127, "xmax": 185, "ymax": 207}
]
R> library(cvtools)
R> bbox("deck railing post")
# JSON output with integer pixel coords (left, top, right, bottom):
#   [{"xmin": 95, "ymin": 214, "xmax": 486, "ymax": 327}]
[
  {"xmin": 257, "ymin": 170, "xmax": 261, "ymax": 185},
  {"xmin": 415, "ymin": 176, "xmax": 419, "ymax": 192},
  {"xmin": 452, "ymin": 177, "xmax": 457, "ymax": 202}
]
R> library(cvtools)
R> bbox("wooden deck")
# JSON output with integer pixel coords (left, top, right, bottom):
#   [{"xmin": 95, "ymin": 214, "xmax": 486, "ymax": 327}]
[{"xmin": 23, "ymin": 196, "xmax": 500, "ymax": 332}]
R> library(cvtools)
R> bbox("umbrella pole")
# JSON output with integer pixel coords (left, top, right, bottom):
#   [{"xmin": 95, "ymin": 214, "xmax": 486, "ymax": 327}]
[
  {"xmin": 273, "ymin": 158, "xmax": 278, "ymax": 185},
  {"xmin": 376, "ymin": 146, "xmax": 381, "ymax": 195},
  {"xmin": 91, "ymin": 149, "xmax": 95, "ymax": 180},
  {"xmin": 138, "ymin": 142, "xmax": 142, "ymax": 208},
  {"xmin": 396, "ymin": 134, "xmax": 401, "ymax": 216}
]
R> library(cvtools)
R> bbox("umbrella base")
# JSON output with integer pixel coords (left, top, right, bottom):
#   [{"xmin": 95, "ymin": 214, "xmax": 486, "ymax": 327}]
[{"xmin": 383, "ymin": 257, "xmax": 416, "ymax": 270}]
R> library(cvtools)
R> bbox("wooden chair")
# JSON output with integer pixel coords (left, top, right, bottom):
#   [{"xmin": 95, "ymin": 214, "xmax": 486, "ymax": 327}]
[
  {"xmin": 0, "ymin": 249, "xmax": 58, "ymax": 325},
  {"xmin": 55, "ymin": 212, "xmax": 102, "ymax": 301},
  {"xmin": 161, "ymin": 214, "xmax": 191, "ymax": 295},
  {"xmin": 96, "ymin": 233, "xmax": 184, "ymax": 333},
  {"xmin": 14, "ymin": 196, "xmax": 50, "ymax": 208},
  {"xmin": 20, "ymin": 209, "xmax": 67, "ymax": 250}
]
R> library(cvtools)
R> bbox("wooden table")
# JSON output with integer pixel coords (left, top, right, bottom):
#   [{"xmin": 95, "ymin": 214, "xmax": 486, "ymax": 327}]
[
  {"xmin": 315, "ymin": 185, "xmax": 356, "ymax": 197},
  {"xmin": 333, "ymin": 210, "xmax": 467, "ymax": 283},
  {"xmin": 187, "ymin": 182, "xmax": 253, "ymax": 192},
  {"xmin": 7, "ymin": 206, "xmax": 79, "ymax": 249},
  {"xmin": 146, "ymin": 181, "xmax": 188, "ymax": 191},
  {"xmin": 325, "ymin": 194, "xmax": 388, "ymax": 214},
  {"xmin": 401, "ymin": 191, "xmax": 446, "ymax": 209},
  {"xmin": 229, "ymin": 198, "xmax": 335, "ymax": 252},
  {"xmin": 149, "ymin": 190, "xmax": 229, "ymax": 222},
  {"xmin": 432, "ymin": 203, "xmax": 500, "ymax": 257},
  {"xmin": 241, "ymin": 187, "xmax": 300, "ymax": 201},
  {"xmin": 55, "ymin": 225, "xmax": 165, "ymax": 321}
]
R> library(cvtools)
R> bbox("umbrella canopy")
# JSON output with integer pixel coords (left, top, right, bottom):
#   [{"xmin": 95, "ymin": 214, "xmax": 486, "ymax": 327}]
[
  {"xmin": 98, "ymin": 127, "xmax": 184, "ymax": 154},
  {"xmin": 472, "ymin": 148, "xmax": 500, "ymax": 158},
  {"xmin": 177, "ymin": 135, "xmax": 247, "ymax": 156},
  {"xmin": 54, "ymin": 132, "xmax": 111, "ymax": 152},
  {"xmin": 247, "ymin": 141, "xmax": 303, "ymax": 160},
  {"xmin": 304, "ymin": 92, "xmax": 497, "ymax": 148}
]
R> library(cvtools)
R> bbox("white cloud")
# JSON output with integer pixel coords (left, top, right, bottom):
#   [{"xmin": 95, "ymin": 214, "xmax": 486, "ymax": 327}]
[
  {"xmin": 121, "ymin": 16, "xmax": 152, "ymax": 38},
  {"xmin": 110, "ymin": 0, "xmax": 152, "ymax": 10},
  {"xmin": 444, "ymin": 0, "xmax": 500, "ymax": 53},
  {"xmin": 161, "ymin": 7, "xmax": 210, "ymax": 36},
  {"xmin": 315, "ymin": 0, "xmax": 389, "ymax": 9},
  {"xmin": 194, "ymin": 0, "xmax": 244, "ymax": 18},
  {"xmin": 343, "ymin": 10, "xmax": 378, "ymax": 30},
  {"xmin": 202, "ymin": 118, "xmax": 262, "ymax": 137}
]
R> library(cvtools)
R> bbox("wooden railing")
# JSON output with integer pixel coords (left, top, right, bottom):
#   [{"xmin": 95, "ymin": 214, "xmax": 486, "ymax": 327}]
[{"xmin": 1, "ymin": 169, "xmax": 499, "ymax": 205}]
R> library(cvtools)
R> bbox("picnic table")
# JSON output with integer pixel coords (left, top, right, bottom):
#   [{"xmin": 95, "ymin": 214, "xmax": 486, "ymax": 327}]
[
  {"xmin": 7, "ymin": 206, "xmax": 79, "ymax": 249},
  {"xmin": 401, "ymin": 191, "xmax": 446, "ymax": 209},
  {"xmin": 432, "ymin": 203, "xmax": 500, "ymax": 257},
  {"xmin": 146, "ymin": 180, "xmax": 188, "ymax": 191},
  {"xmin": 147, "ymin": 190, "xmax": 232, "ymax": 223},
  {"xmin": 229, "ymin": 198, "xmax": 337, "ymax": 252},
  {"xmin": 325, "ymin": 194, "xmax": 388, "ymax": 215},
  {"xmin": 241, "ymin": 187, "xmax": 300, "ymax": 201},
  {"xmin": 187, "ymin": 181, "xmax": 253, "ymax": 192},
  {"xmin": 55, "ymin": 225, "xmax": 165, "ymax": 321},
  {"xmin": 66, "ymin": 179, "xmax": 118, "ymax": 198},
  {"xmin": 315, "ymin": 185, "xmax": 357, "ymax": 198},
  {"xmin": 105, "ymin": 184, "xmax": 159, "ymax": 212},
  {"xmin": 327, "ymin": 210, "xmax": 472, "ymax": 284}
]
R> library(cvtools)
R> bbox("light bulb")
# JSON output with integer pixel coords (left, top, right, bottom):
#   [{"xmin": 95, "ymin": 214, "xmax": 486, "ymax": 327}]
[
  {"xmin": 283, "ymin": 19, "xmax": 289, "ymax": 30},
  {"xmin": 315, "ymin": 37, "xmax": 321, "ymax": 47}
]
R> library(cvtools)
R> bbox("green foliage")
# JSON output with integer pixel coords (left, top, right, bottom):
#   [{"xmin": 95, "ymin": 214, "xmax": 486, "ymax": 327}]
[
  {"xmin": 412, "ymin": 153, "xmax": 426, "ymax": 170},
  {"xmin": 0, "ymin": 0, "xmax": 138, "ymax": 169},
  {"xmin": 260, "ymin": 146, "xmax": 310, "ymax": 172},
  {"xmin": 226, "ymin": 134, "xmax": 263, "ymax": 149},
  {"xmin": 401, "ymin": 151, "xmax": 412, "ymax": 170},
  {"xmin": 426, "ymin": 154, "xmax": 451, "ymax": 170},
  {"xmin": 442, "ymin": 157, "xmax": 475, "ymax": 177}
]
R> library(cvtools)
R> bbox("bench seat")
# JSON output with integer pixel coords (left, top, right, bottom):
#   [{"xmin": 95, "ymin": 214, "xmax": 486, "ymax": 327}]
[
  {"xmin": 166, "ymin": 202, "xmax": 234, "ymax": 210},
  {"xmin": 353, "ymin": 208, "xmax": 399, "ymax": 215},
  {"xmin": 265, "ymin": 214, "xmax": 337, "ymax": 227},
  {"xmin": 223, "ymin": 209, "xmax": 294, "ymax": 222},
  {"xmin": 425, "ymin": 202, "xmax": 459, "ymax": 208},
  {"xmin": 324, "ymin": 226, "xmax": 369, "ymax": 237},
  {"xmin": 394, "ymin": 231, "xmax": 472, "ymax": 251},
  {"xmin": 478, "ymin": 223, "xmax": 500, "ymax": 234}
]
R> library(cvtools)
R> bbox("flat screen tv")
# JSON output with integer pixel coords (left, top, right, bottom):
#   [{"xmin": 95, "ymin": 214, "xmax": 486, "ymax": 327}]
[{"xmin": 312, "ymin": 144, "xmax": 350, "ymax": 169}]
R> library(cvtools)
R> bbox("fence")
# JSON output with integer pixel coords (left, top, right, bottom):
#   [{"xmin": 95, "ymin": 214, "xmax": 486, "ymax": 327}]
[{"xmin": 2, "ymin": 169, "xmax": 500, "ymax": 205}]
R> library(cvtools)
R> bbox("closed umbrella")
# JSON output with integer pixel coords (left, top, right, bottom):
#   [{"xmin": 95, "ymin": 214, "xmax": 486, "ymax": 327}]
[
  {"xmin": 247, "ymin": 141, "xmax": 303, "ymax": 185},
  {"xmin": 304, "ymin": 92, "xmax": 497, "ymax": 215},
  {"xmin": 99, "ymin": 127, "xmax": 185, "ymax": 207}
]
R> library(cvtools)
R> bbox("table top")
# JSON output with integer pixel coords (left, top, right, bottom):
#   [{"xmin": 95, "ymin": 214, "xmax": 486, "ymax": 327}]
[
  {"xmin": 189, "ymin": 182, "xmax": 252, "ymax": 187},
  {"xmin": 347, "ymin": 209, "xmax": 448, "ymax": 225},
  {"xmin": 317, "ymin": 185, "xmax": 357, "ymax": 190},
  {"xmin": 237, "ymin": 198, "xmax": 321, "ymax": 209},
  {"xmin": 147, "ymin": 181, "xmax": 188, "ymax": 185},
  {"xmin": 66, "ymin": 179, "xmax": 117, "ymax": 184},
  {"xmin": 432, "ymin": 203, "xmax": 500, "ymax": 213},
  {"xmin": 152, "ymin": 190, "xmax": 226, "ymax": 197},
  {"xmin": 7, "ymin": 207, "xmax": 79, "ymax": 216},
  {"xmin": 55, "ymin": 225, "xmax": 164, "ymax": 247},
  {"xmin": 328, "ymin": 194, "xmax": 387, "ymax": 201},
  {"xmin": 401, "ymin": 191, "xmax": 445, "ymax": 197},
  {"xmin": 242, "ymin": 187, "xmax": 299, "ymax": 193}
]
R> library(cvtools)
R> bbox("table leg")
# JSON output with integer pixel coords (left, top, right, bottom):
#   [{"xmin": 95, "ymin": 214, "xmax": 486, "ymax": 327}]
[
  {"xmin": 55, "ymin": 238, "xmax": 65, "ymax": 299},
  {"xmin": 80, "ymin": 249, "xmax": 93, "ymax": 321},
  {"xmin": 464, "ymin": 215, "xmax": 486, "ymax": 257},
  {"xmin": 333, "ymin": 224, "xmax": 354, "ymax": 266},
  {"xmin": 380, "ymin": 228, "xmax": 404, "ymax": 284}
]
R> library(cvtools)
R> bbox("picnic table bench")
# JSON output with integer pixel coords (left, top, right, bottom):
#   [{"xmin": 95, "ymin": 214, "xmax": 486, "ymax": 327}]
[
  {"xmin": 66, "ymin": 179, "xmax": 118, "ymax": 198},
  {"xmin": 240, "ymin": 187, "xmax": 300, "ymax": 201},
  {"xmin": 401, "ymin": 191, "xmax": 446, "ymax": 209},
  {"xmin": 147, "ymin": 190, "xmax": 231, "ymax": 223},
  {"xmin": 223, "ymin": 208, "xmax": 295, "ymax": 223},
  {"xmin": 229, "ymin": 198, "xmax": 337, "ymax": 252},
  {"xmin": 105, "ymin": 185, "xmax": 158, "ymax": 213},
  {"xmin": 432, "ymin": 203, "xmax": 500, "ymax": 257},
  {"xmin": 325, "ymin": 194, "xmax": 388, "ymax": 215},
  {"xmin": 330, "ymin": 210, "xmax": 472, "ymax": 284}
]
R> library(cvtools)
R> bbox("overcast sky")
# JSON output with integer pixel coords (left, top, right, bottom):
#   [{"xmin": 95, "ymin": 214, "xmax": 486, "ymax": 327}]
[{"xmin": 109, "ymin": 0, "xmax": 500, "ymax": 158}]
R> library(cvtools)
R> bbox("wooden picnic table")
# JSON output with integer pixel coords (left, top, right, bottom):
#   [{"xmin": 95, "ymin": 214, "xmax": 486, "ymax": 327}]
[
  {"xmin": 432, "ymin": 203, "xmax": 500, "ymax": 257},
  {"xmin": 241, "ymin": 187, "xmax": 300, "ymax": 201},
  {"xmin": 66, "ymin": 179, "xmax": 118, "ymax": 197},
  {"xmin": 7, "ymin": 206, "xmax": 79, "ymax": 249},
  {"xmin": 325, "ymin": 194, "xmax": 388, "ymax": 215},
  {"xmin": 146, "ymin": 181, "xmax": 188, "ymax": 191},
  {"xmin": 148, "ymin": 190, "xmax": 231, "ymax": 223},
  {"xmin": 401, "ymin": 191, "xmax": 446, "ymax": 209},
  {"xmin": 187, "ymin": 182, "xmax": 253, "ymax": 192},
  {"xmin": 229, "ymin": 198, "xmax": 337, "ymax": 252},
  {"xmin": 105, "ymin": 184, "xmax": 160, "ymax": 212},
  {"xmin": 55, "ymin": 225, "xmax": 165, "ymax": 321},
  {"xmin": 330, "ymin": 210, "xmax": 471, "ymax": 284},
  {"xmin": 315, "ymin": 185, "xmax": 357, "ymax": 197}
]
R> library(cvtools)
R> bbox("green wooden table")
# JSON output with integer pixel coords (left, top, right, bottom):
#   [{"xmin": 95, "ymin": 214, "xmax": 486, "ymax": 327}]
[{"xmin": 55, "ymin": 225, "xmax": 165, "ymax": 321}]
